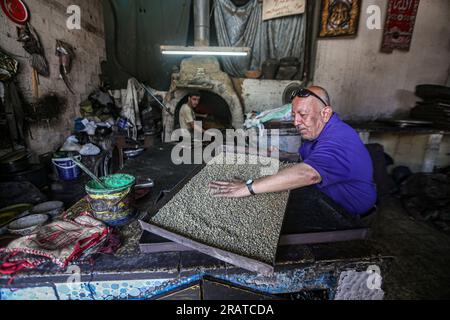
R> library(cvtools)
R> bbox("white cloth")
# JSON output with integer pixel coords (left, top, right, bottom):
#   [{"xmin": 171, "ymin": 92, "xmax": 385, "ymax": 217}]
[{"xmin": 113, "ymin": 78, "xmax": 145, "ymax": 140}]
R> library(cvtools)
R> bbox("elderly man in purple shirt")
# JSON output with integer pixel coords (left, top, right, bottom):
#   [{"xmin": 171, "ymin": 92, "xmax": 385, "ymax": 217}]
[{"xmin": 209, "ymin": 86, "xmax": 377, "ymax": 216}]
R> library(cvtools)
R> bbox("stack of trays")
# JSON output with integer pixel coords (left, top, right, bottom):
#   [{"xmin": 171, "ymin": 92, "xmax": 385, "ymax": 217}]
[
  {"xmin": 410, "ymin": 85, "xmax": 450, "ymax": 129},
  {"xmin": 411, "ymin": 100, "xmax": 450, "ymax": 129}
]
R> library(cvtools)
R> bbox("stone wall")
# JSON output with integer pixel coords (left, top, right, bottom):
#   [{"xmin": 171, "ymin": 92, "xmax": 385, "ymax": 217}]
[
  {"xmin": 314, "ymin": 0, "xmax": 450, "ymax": 120},
  {"xmin": 0, "ymin": 0, "xmax": 105, "ymax": 155}
]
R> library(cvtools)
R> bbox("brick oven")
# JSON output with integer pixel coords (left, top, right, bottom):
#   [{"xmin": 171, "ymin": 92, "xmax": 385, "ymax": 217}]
[
  {"xmin": 161, "ymin": 0, "xmax": 245, "ymax": 142},
  {"xmin": 162, "ymin": 56, "xmax": 244, "ymax": 142}
]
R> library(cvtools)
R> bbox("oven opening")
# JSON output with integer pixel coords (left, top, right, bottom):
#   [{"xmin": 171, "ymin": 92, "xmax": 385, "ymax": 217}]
[{"xmin": 175, "ymin": 90, "xmax": 233, "ymax": 131}]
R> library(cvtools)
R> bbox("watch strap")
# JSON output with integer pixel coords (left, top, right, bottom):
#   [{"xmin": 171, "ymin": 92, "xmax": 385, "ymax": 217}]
[{"xmin": 247, "ymin": 181, "xmax": 256, "ymax": 196}]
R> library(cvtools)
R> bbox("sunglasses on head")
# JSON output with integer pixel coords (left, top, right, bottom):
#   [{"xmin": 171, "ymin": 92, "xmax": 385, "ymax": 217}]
[{"xmin": 291, "ymin": 88, "xmax": 328, "ymax": 107}]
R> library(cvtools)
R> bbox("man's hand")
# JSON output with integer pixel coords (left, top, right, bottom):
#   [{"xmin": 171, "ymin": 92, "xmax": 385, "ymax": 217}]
[{"xmin": 209, "ymin": 179, "xmax": 251, "ymax": 198}]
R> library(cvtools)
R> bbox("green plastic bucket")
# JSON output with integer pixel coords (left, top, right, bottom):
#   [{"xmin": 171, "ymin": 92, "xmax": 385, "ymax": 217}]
[
  {"xmin": 85, "ymin": 174, "xmax": 136, "ymax": 226},
  {"xmin": 86, "ymin": 174, "xmax": 136, "ymax": 194}
]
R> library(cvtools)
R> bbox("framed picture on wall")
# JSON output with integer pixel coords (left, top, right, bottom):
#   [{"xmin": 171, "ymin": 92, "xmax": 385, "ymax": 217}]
[{"xmin": 318, "ymin": 0, "xmax": 362, "ymax": 38}]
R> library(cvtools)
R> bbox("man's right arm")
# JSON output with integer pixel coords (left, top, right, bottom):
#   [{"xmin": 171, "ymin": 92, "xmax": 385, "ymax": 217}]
[
  {"xmin": 252, "ymin": 163, "xmax": 322, "ymax": 194},
  {"xmin": 209, "ymin": 163, "xmax": 321, "ymax": 198}
]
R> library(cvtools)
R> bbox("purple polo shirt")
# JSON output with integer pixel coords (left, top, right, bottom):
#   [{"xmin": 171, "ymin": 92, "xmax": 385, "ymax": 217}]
[{"xmin": 299, "ymin": 113, "xmax": 377, "ymax": 215}]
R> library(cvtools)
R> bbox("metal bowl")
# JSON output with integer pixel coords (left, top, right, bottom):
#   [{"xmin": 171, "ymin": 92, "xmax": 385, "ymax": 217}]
[
  {"xmin": 124, "ymin": 148, "xmax": 145, "ymax": 159},
  {"xmin": 7, "ymin": 214, "xmax": 49, "ymax": 236},
  {"xmin": 31, "ymin": 201, "xmax": 64, "ymax": 219}
]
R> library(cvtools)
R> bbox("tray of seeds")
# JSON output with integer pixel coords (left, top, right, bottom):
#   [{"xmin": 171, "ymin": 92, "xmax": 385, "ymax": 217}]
[{"xmin": 139, "ymin": 146, "xmax": 291, "ymax": 274}]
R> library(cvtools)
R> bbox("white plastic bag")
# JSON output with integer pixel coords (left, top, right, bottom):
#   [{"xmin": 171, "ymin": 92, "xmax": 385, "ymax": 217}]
[
  {"xmin": 80, "ymin": 143, "xmax": 101, "ymax": 156},
  {"xmin": 244, "ymin": 104, "xmax": 292, "ymax": 129},
  {"xmin": 60, "ymin": 136, "xmax": 82, "ymax": 152}
]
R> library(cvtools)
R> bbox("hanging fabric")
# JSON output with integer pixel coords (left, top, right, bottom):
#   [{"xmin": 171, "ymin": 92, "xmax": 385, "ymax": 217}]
[
  {"xmin": 103, "ymin": 0, "xmax": 192, "ymax": 90},
  {"xmin": 2, "ymin": 82, "xmax": 26, "ymax": 147},
  {"xmin": 56, "ymin": 40, "xmax": 76, "ymax": 94},
  {"xmin": 16, "ymin": 23, "xmax": 50, "ymax": 77},
  {"xmin": 381, "ymin": 0, "xmax": 421, "ymax": 53},
  {"xmin": 110, "ymin": 78, "xmax": 145, "ymax": 140},
  {"xmin": 214, "ymin": 0, "xmax": 307, "ymax": 77}
]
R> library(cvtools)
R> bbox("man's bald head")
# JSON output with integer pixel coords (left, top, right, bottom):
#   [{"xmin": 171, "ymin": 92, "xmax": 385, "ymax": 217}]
[
  {"xmin": 307, "ymin": 86, "xmax": 331, "ymax": 108},
  {"xmin": 291, "ymin": 85, "xmax": 334, "ymax": 141}
]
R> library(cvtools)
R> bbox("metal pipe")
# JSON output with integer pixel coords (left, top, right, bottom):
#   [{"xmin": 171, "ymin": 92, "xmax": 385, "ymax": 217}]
[{"xmin": 194, "ymin": 0, "xmax": 210, "ymax": 47}]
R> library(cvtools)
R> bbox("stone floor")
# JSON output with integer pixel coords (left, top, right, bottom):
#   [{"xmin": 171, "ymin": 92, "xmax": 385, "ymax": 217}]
[{"xmin": 371, "ymin": 197, "xmax": 450, "ymax": 300}]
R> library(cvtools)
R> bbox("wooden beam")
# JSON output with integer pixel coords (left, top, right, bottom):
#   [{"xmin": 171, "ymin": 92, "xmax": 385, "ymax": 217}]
[
  {"xmin": 278, "ymin": 229, "xmax": 370, "ymax": 246},
  {"xmin": 139, "ymin": 228, "xmax": 370, "ymax": 254},
  {"xmin": 139, "ymin": 220, "xmax": 275, "ymax": 275}
]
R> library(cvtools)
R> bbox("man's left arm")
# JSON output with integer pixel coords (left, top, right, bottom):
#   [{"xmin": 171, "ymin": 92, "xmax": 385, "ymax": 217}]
[{"xmin": 209, "ymin": 163, "xmax": 321, "ymax": 198}]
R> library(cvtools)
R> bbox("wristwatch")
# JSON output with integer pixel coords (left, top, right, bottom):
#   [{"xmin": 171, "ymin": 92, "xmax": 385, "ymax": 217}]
[{"xmin": 246, "ymin": 179, "xmax": 256, "ymax": 196}]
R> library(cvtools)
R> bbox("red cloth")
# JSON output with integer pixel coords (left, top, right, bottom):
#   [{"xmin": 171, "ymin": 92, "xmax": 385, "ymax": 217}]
[
  {"xmin": 0, "ymin": 253, "xmax": 43, "ymax": 275},
  {"xmin": 381, "ymin": 0, "xmax": 421, "ymax": 53},
  {"xmin": 0, "ymin": 213, "xmax": 113, "ymax": 276}
]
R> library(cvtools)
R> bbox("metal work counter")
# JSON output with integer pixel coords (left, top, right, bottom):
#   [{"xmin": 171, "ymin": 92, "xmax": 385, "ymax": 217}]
[{"xmin": 0, "ymin": 143, "xmax": 392, "ymax": 300}]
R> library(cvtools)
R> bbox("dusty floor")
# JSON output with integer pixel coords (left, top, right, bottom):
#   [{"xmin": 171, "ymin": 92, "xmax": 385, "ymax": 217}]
[{"xmin": 371, "ymin": 197, "xmax": 450, "ymax": 300}]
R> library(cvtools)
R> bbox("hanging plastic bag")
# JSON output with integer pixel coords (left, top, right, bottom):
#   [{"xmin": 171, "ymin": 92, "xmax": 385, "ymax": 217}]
[
  {"xmin": 80, "ymin": 143, "xmax": 101, "ymax": 156},
  {"xmin": 244, "ymin": 104, "xmax": 292, "ymax": 129},
  {"xmin": 60, "ymin": 135, "xmax": 82, "ymax": 152}
]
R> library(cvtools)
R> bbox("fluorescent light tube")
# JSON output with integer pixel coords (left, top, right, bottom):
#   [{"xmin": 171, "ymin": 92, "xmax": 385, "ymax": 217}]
[{"xmin": 161, "ymin": 46, "xmax": 250, "ymax": 57}]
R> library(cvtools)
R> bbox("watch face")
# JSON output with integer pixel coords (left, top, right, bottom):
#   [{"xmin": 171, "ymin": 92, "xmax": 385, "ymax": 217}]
[{"xmin": 246, "ymin": 180, "xmax": 253, "ymax": 185}]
